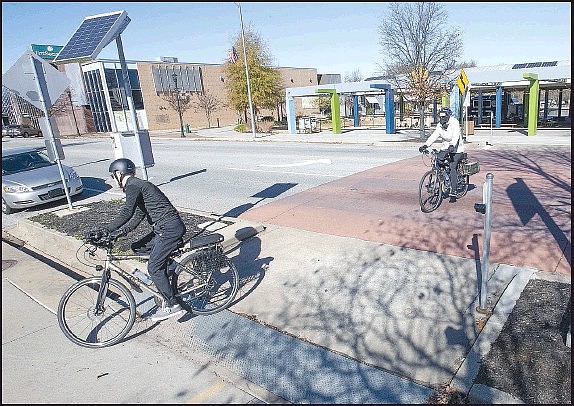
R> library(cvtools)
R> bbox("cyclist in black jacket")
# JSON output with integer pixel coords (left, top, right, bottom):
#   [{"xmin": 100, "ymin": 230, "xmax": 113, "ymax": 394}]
[{"xmin": 96, "ymin": 158, "xmax": 186, "ymax": 322}]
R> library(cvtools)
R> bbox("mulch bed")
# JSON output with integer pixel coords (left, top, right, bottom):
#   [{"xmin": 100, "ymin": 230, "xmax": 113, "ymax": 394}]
[
  {"xmin": 28, "ymin": 200, "xmax": 230, "ymax": 254},
  {"xmin": 475, "ymin": 278, "xmax": 571, "ymax": 403}
]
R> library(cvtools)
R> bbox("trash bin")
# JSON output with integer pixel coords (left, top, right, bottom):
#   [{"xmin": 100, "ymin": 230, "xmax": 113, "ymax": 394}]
[
  {"xmin": 185, "ymin": 124, "xmax": 190, "ymax": 133},
  {"xmin": 464, "ymin": 120, "xmax": 474, "ymax": 135}
]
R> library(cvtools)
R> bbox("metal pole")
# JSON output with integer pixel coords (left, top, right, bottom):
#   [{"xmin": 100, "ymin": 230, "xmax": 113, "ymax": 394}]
[
  {"xmin": 478, "ymin": 172, "xmax": 494, "ymax": 311},
  {"xmin": 116, "ymin": 34, "xmax": 148, "ymax": 180},
  {"xmin": 29, "ymin": 53, "xmax": 73, "ymax": 210},
  {"xmin": 490, "ymin": 111, "xmax": 493, "ymax": 144},
  {"xmin": 67, "ymin": 90, "xmax": 80, "ymax": 136},
  {"xmin": 172, "ymin": 74, "xmax": 185, "ymax": 138},
  {"xmin": 236, "ymin": 2, "xmax": 257, "ymax": 138}
]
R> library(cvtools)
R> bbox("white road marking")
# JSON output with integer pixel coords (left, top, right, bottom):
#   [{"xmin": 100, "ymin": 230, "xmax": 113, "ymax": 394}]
[
  {"xmin": 257, "ymin": 158, "xmax": 332, "ymax": 167},
  {"xmin": 227, "ymin": 167, "xmax": 338, "ymax": 177}
]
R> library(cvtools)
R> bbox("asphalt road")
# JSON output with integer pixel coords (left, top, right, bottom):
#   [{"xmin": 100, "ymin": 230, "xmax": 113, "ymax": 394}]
[{"xmin": 2, "ymin": 136, "xmax": 418, "ymax": 226}]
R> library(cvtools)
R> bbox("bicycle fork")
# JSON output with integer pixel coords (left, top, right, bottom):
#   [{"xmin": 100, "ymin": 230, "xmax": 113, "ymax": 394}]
[{"xmin": 94, "ymin": 265, "xmax": 111, "ymax": 316}]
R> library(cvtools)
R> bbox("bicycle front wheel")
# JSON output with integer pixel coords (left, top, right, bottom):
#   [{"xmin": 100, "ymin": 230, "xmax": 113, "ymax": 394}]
[
  {"xmin": 173, "ymin": 247, "xmax": 239, "ymax": 315},
  {"xmin": 419, "ymin": 170, "xmax": 443, "ymax": 213},
  {"xmin": 57, "ymin": 277, "xmax": 136, "ymax": 348}
]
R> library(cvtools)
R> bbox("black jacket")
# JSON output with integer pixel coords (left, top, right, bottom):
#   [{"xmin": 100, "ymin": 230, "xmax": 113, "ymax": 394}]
[{"xmin": 105, "ymin": 176, "xmax": 181, "ymax": 235}]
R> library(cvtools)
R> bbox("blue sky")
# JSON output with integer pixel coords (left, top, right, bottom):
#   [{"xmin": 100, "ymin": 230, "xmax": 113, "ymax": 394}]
[{"xmin": 2, "ymin": 2, "xmax": 571, "ymax": 77}]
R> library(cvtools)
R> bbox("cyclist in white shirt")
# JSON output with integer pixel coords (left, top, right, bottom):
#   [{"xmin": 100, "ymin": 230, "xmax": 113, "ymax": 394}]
[{"xmin": 419, "ymin": 107, "xmax": 465, "ymax": 198}]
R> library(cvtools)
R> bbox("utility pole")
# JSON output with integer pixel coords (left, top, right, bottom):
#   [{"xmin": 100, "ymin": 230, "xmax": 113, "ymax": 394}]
[
  {"xmin": 172, "ymin": 73, "xmax": 185, "ymax": 138},
  {"xmin": 235, "ymin": 2, "xmax": 257, "ymax": 138},
  {"xmin": 67, "ymin": 89, "xmax": 81, "ymax": 136}
]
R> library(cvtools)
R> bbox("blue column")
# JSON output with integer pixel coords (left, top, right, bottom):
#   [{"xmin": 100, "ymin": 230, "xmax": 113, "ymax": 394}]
[
  {"xmin": 477, "ymin": 90, "xmax": 483, "ymax": 125},
  {"xmin": 433, "ymin": 99, "xmax": 437, "ymax": 123},
  {"xmin": 495, "ymin": 86, "xmax": 502, "ymax": 128},
  {"xmin": 286, "ymin": 96, "xmax": 296, "ymax": 134},
  {"xmin": 385, "ymin": 89, "xmax": 395, "ymax": 134},
  {"xmin": 368, "ymin": 84, "xmax": 395, "ymax": 134},
  {"xmin": 353, "ymin": 95, "xmax": 359, "ymax": 127}
]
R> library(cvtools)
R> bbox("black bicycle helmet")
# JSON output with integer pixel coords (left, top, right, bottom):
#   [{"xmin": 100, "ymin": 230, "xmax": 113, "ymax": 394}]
[
  {"xmin": 439, "ymin": 107, "xmax": 452, "ymax": 127},
  {"xmin": 109, "ymin": 158, "xmax": 136, "ymax": 175}
]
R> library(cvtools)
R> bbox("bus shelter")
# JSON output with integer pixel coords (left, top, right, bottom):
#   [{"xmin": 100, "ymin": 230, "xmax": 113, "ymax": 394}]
[{"xmin": 285, "ymin": 80, "xmax": 395, "ymax": 134}]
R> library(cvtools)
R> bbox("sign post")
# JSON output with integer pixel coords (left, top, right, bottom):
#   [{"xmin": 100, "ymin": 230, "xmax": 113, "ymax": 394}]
[{"xmin": 2, "ymin": 50, "xmax": 73, "ymax": 209}]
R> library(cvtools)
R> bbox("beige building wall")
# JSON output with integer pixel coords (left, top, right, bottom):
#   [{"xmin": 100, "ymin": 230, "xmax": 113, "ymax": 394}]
[{"xmin": 137, "ymin": 61, "xmax": 319, "ymax": 133}]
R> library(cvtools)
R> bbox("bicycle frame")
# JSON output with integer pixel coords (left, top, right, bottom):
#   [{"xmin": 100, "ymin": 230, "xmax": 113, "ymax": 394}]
[
  {"xmin": 59, "ymin": 232, "xmax": 236, "ymax": 348},
  {"xmin": 427, "ymin": 149, "xmax": 466, "ymax": 191},
  {"xmin": 418, "ymin": 149, "xmax": 470, "ymax": 213},
  {"xmin": 91, "ymin": 238, "xmax": 220, "ymax": 305}
]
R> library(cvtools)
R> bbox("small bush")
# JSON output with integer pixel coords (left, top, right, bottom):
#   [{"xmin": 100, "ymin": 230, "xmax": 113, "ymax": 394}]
[{"xmin": 234, "ymin": 123, "xmax": 247, "ymax": 133}]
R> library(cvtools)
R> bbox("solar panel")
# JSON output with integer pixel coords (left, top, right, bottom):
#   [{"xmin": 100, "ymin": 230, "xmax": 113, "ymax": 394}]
[{"xmin": 53, "ymin": 10, "xmax": 130, "ymax": 65}]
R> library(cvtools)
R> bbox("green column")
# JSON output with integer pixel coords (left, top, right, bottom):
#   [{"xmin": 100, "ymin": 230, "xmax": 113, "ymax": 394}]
[
  {"xmin": 523, "ymin": 73, "xmax": 539, "ymax": 136},
  {"xmin": 316, "ymin": 89, "xmax": 341, "ymax": 134}
]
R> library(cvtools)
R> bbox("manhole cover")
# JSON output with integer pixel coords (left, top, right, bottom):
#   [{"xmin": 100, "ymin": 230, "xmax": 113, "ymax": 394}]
[{"xmin": 2, "ymin": 260, "xmax": 18, "ymax": 271}]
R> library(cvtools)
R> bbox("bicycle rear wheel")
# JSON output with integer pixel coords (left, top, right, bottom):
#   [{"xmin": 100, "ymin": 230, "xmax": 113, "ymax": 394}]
[
  {"xmin": 57, "ymin": 277, "xmax": 136, "ymax": 348},
  {"xmin": 173, "ymin": 246, "xmax": 239, "ymax": 315},
  {"xmin": 419, "ymin": 170, "xmax": 443, "ymax": 213},
  {"xmin": 455, "ymin": 168, "xmax": 469, "ymax": 198}
]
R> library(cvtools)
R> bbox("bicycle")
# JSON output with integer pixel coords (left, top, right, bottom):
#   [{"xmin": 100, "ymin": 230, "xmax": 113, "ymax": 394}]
[
  {"xmin": 57, "ymin": 231, "xmax": 239, "ymax": 348},
  {"xmin": 418, "ymin": 148, "xmax": 479, "ymax": 213}
]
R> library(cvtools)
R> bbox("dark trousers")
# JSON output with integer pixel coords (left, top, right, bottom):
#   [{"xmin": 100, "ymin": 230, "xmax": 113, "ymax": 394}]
[
  {"xmin": 437, "ymin": 150, "xmax": 463, "ymax": 193},
  {"xmin": 131, "ymin": 217, "xmax": 186, "ymax": 305}
]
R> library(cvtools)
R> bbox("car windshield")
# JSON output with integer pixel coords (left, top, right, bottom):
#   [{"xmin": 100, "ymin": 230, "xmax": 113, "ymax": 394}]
[{"xmin": 2, "ymin": 150, "xmax": 54, "ymax": 175}]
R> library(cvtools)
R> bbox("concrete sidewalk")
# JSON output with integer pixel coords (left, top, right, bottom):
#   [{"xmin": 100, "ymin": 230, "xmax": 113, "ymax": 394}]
[
  {"xmin": 145, "ymin": 124, "xmax": 571, "ymax": 147},
  {"xmin": 2, "ymin": 210, "xmax": 533, "ymax": 404}
]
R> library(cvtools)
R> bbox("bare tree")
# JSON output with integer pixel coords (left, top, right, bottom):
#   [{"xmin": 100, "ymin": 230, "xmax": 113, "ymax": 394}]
[
  {"xmin": 342, "ymin": 69, "xmax": 364, "ymax": 117},
  {"xmin": 47, "ymin": 89, "xmax": 70, "ymax": 117},
  {"xmin": 344, "ymin": 69, "xmax": 363, "ymax": 83},
  {"xmin": 377, "ymin": 2, "xmax": 463, "ymax": 137},
  {"xmin": 192, "ymin": 89, "xmax": 225, "ymax": 128},
  {"xmin": 159, "ymin": 91, "xmax": 193, "ymax": 116}
]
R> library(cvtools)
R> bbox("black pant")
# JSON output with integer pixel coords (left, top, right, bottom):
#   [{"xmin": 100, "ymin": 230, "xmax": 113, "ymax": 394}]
[
  {"xmin": 131, "ymin": 217, "xmax": 186, "ymax": 305},
  {"xmin": 437, "ymin": 151, "xmax": 463, "ymax": 194}
]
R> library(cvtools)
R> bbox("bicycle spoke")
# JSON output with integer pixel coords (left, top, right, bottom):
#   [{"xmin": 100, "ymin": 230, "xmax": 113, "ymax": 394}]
[
  {"xmin": 419, "ymin": 170, "xmax": 442, "ymax": 213},
  {"xmin": 57, "ymin": 278, "xmax": 136, "ymax": 348},
  {"xmin": 174, "ymin": 247, "xmax": 239, "ymax": 315}
]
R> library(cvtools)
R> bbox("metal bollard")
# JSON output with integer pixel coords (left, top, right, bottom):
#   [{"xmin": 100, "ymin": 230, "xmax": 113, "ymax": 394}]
[{"xmin": 474, "ymin": 172, "xmax": 494, "ymax": 313}]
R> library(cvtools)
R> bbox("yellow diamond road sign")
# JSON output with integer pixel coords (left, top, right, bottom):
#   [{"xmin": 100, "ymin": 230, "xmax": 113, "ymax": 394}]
[{"xmin": 457, "ymin": 69, "xmax": 469, "ymax": 94}]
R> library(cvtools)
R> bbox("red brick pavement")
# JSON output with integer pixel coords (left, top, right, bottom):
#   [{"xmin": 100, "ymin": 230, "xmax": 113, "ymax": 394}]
[{"xmin": 240, "ymin": 147, "xmax": 571, "ymax": 276}]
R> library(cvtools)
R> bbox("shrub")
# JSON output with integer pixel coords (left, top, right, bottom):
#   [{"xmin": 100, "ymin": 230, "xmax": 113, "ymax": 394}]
[{"xmin": 234, "ymin": 123, "xmax": 247, "ymax": 133}]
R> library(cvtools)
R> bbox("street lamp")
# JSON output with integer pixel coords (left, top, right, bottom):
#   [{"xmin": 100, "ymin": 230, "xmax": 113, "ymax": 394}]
[
  {"xmin": 172, "ymin": 73, "xmax": 185, "ymax": 138},
  {"xmin": 67, "ymin": 89, "xmax": 81, "ymax": 137}
]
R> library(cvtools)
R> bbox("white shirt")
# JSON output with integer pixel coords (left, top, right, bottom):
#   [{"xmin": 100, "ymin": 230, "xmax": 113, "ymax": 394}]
[{"xmin": 424, "ymin": 116, "xmax": 464, "ymax": 153}]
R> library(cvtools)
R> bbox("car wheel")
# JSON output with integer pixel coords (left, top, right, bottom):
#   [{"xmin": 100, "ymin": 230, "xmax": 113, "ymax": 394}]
[
  {"xmin": 23, "ymin": 132, "xmax": 30, "ymax": 138},
  {"xmin": 2, "ymin": 198, "xmax": 15, "ymax": 215},
  {"xmin": 37, "ymin": 131, "xmax": 43, "ymax": 137}
]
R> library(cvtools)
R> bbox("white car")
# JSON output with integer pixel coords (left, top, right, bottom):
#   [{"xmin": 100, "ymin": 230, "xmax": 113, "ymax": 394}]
[{"xmin": 2, "ymin": 147, "xmax": 83, "ymax": 214}]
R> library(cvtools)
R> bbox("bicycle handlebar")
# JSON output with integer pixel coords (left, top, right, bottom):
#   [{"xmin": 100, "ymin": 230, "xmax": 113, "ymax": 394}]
[{"xmin": 83, "ymin": 230, "xmax": 113, "ymax": 248}]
